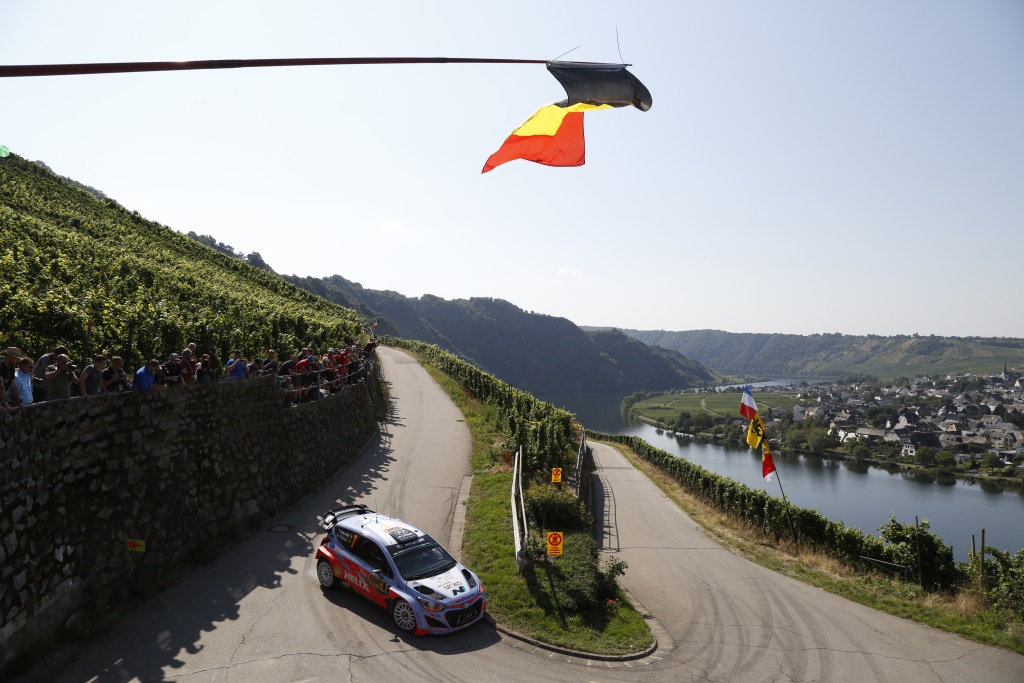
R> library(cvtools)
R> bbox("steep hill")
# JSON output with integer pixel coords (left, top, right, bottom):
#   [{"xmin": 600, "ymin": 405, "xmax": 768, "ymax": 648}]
[
  {"xmin": 0, "ymin": 153, "xmax": 362, "ymax": 366},
  {"xmin": 612, "ymin": 328, "xmax": 1023, "ymax": 379},
  {"xmin": 279, "ymin": 273, "xmax": 719, "ymax": 395}
]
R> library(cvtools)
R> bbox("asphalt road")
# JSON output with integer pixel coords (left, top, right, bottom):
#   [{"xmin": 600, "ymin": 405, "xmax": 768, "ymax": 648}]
[
  {"xmin": 22, "ymin": 348, "xmax": 1024, "ymax": 682},
  {"xmin": 589, "ymin": 440, "xmax": 1024, "ymax": 682}
]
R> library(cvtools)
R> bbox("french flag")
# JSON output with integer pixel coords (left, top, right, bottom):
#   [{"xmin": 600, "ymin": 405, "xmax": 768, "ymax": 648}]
[{"xmin": 739, "ymin": 386, "xmax": 759, "ymax": 419}]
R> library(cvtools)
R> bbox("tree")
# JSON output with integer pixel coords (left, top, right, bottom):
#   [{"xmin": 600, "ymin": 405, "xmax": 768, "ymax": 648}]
[
  {"xmin": 852, "ymin": 443, "xmax": 871, "ymax": 460},
  {"xmin": 981, "ymin": 453, "xmax": 1003, "ymax": 470},
  {"xmin": 936, "ymin": 451, "xmax": 956, "ymax": 469},
  {"xmin": 916, "ymin": 446, "xmax": 936, "ymax": 467}
]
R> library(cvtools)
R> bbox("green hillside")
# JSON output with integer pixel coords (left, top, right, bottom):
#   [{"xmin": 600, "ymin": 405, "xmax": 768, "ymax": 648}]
[
  {"xmin": 0, "ymin": 153, "xmax": 362, "ymax": 367},
  {"xmin": 278, "ymin": 272, "xmax": 722, "ymax": 395},
  {"xmin": 613, "ymin": 329, "xmax": 1022, "ymax": 380}
]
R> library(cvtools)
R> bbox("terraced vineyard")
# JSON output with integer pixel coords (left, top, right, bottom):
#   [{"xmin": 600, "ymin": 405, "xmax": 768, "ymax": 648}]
[{"xmin": 0, "ymin": 153, "xmax": 362, "ymax": 366}]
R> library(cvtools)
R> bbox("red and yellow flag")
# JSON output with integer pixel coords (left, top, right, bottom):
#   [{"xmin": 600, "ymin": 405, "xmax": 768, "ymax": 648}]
[
  {"xmin": 482, "ymin": 102, "xmax": 611, "ymax": 172},
  {"xmin": 483, "ymin": 62, "xmax": 651, "ymax": 173},
  {"xmin": 762, "ymin": 444, "xmax": 777, "ymax": 482}
]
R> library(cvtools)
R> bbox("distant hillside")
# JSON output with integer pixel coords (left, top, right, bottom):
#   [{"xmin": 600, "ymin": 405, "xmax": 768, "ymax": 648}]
[
  {"xmin": 608, "ymin": 328, "xmax": 1023, "ymax": 379},
  {"xmin": 0, "ymin": 153, "xmax": 362, "ymax": 366},
  {"xmin": 279, "ymin": 274, "xmax": 719, "ymax": 395}
]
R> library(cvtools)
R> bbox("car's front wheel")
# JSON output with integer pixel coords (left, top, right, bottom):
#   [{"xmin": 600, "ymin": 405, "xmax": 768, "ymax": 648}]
[
  {"xmin": 391, "ymin": 599, "xmax": 417, "ymax": 632},
  {"xmin": 317, "ymin": 559, "xmax": 337, "ymax": 589}
]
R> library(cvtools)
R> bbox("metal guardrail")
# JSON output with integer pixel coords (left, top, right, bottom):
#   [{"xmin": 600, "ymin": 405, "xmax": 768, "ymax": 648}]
[
  {"xmin": 511, "ymin": 445, "xmax": 528, "ymax": 572},
  {"xmin": 575, "ymin": 426, "xmax": 587, "ymax": 498}
]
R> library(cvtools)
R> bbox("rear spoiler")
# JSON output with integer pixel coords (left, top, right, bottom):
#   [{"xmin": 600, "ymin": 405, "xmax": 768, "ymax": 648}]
[{"xmin": 320, "ymin": 504, "xmax": 373, "ymax": 531}]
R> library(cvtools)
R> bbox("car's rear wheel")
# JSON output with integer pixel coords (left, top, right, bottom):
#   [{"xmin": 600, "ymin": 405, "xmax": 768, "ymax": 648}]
[
  {"xmin": 317, "ymin": 559, "xmax": 337, "ymax": 589},
  {"xmin": 391, "ymin": 599, "xmax": 417, "ymax": 632}
]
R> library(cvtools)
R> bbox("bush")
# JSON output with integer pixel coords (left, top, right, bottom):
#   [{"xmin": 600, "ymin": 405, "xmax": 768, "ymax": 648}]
[
  {"xmin": 965, "ymin": 548, "xmax": 1024, "ymax": 616},
  {"xmin": 878, "ymin": 516, "xmax": 958, "ymax": 590},
  {"xmin": 524, "ymin": 484, "xmax": 592, "ymax": 532},
  {"xmin": 550, "ymin": 532, "xmax": 600, "ymax": 612},
  {"xmin": 600, "ymin": 556, "xmax": 628, "ymax": 600}
]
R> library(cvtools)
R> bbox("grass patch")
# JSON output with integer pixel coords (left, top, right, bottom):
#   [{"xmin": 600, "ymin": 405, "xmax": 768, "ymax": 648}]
[
  {"xmin": 417, "ymin": 360, "xmax": 653, "ymax": 654},
  {"xmin": 632, "ymin": 391, "xmax": 800, "ymax": 422},
  {"xmin": 603, "ymin": 438, "xmax": 1024, "ymax": 655}
]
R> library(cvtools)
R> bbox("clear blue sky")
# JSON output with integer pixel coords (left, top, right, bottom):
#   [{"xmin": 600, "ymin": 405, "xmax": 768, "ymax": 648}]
[{"xmin": 3, "ymin": 1, "xmax": 1022, "ymax": 337}]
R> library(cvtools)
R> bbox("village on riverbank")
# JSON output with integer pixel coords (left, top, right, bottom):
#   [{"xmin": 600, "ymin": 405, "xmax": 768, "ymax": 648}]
[{"xmin": 628, "ymin": 365, "xmax": 1024, "ymax": 488}]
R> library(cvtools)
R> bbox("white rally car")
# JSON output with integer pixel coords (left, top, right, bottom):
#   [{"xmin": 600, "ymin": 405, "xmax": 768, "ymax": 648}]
[{"xmin": 315, "ymin": 505, "xmax": 487, "ymax": 635}]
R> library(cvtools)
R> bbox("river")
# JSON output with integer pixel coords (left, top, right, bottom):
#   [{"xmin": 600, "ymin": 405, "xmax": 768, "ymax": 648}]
[{"xmin": 542, "ymin": 390, "xmax": 1024, "ymax": 562}]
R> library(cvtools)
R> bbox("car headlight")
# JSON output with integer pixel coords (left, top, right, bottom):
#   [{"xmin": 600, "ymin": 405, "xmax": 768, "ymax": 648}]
[{"xmin": 416, "ymin": 596, "xmax": 445, "ymax": 612}]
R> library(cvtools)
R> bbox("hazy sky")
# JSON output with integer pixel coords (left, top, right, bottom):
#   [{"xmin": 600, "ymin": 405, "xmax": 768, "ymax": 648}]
[{"xmin": 3, "ymin": 1, "xmax": 1022, "ymax": 337}]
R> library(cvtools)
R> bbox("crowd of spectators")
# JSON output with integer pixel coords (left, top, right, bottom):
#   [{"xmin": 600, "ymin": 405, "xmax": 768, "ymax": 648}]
[{"xmin": 1, "ymin": 338, "xmax": 379, "ymax": 412}]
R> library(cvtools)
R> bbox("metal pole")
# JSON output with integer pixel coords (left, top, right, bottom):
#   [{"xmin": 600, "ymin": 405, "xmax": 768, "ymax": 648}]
[
  {"xmin": 774, "ymin": 468, "xmax": 799, "ymax": 546},
  {"xmin": 981, "ymin": 528, "xmax": 986, "ymax": 591},
  {"xmin": 915, "ymin": 516, "xmax": 923, "ymax": 588},
  {"xmin": 757, "ymin": 431, "xmax": 798, "ymax": 545},
  {"xmin": 0, "ymin": 56, "xmax": 629, "ymax": 79}
]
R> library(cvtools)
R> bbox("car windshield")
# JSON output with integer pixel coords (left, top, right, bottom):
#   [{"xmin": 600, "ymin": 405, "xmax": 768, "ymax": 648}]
[{"xmin": 388, "ymin": 538, "xmax": 457, "ymax": 581}]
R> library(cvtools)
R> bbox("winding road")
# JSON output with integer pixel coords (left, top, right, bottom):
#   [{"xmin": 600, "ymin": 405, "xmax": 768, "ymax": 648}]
[{"xmin": 23, "ymin": 348, "xmax": 1024, "ymax": 682}]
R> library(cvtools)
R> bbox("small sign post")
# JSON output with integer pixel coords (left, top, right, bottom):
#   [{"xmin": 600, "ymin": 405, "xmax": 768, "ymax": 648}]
[
  {"xmin": 127, "ymin": 539, "xmax": 146, "ymax": 552},
  {"xmin": 551, "ymin": 467, "xmax": 562, "ymax": 483},
  {"xmin": 547, "ymin": 531, "xmax": 563, "ymax": 556}
]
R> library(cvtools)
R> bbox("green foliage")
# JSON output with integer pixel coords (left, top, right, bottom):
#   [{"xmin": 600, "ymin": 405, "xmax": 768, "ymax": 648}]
[
  {"xmin": 380, "ymin": 337, "xmax": 576, "ymax": 471},
  {"xmin": 623, "ymin": 329, "xmax": 1024, "ymax": 380},
  {"xmin": 590, "ymin": 430, "xmax": 964, "ymax": 590},
  {"xmin": 916, "ymin": 446, "xmax": 936, "ymax": 467},
  {"xmin": 524, "ymin": 484, "xmax": 592, "ymax": 532},
  {"xmin": 304, "ymin": 287, "xmax": 721, "ymax": 395},
  {"xmin": 0, "ymin": 154, "xmax": 362, "ymax": 366},
  {"xmin": 965, "ymin": 548, "xmax": 1024, "ymax": 616},
  {"xmin": 878, "ymin": 516, "xmax": 958, "ymax": 591},
  {"xmin": 936, "ymin": 451, "xmax": 957, "ymax": 469},
  {"xmin": 981, "ymin": 453, "xmax": 1003, "ymax": 470}
]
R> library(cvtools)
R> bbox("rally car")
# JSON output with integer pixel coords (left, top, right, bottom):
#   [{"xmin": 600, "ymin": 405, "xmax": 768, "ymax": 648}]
[{"xmin": 315, "ymin": 505, "xmax": 487, "ymax": 635}]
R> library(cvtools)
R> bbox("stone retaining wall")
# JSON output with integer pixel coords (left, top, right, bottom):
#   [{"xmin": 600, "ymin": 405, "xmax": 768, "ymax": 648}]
[{"xmin": 0, "ymin": 376, "xmax": 379, "ymax": 672}]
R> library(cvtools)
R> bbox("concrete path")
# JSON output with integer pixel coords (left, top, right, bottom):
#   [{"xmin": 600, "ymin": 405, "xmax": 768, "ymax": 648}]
[{"xmin": 590, "ymin": 439, "xmax": 1024, "ymax": 682}]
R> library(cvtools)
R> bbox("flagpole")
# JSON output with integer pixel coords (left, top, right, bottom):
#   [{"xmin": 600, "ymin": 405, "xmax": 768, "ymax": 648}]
[
  {"xmin": 0, "ymin": 56, "xmax": 630, "ymax": 79},
  {"xmin": 763, "ymin": 443, "xmax": 799, "ymax": 546}
]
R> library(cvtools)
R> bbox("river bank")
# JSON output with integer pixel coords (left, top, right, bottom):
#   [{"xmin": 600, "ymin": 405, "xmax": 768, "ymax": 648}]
[{"xmin": 637, "ymin": 413, "xmax": 1024, "ymax": 490}]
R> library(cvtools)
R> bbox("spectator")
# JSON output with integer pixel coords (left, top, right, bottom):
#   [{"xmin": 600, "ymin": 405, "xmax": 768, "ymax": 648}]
[
  {"xmin": 179, "ymin": 348, "xmax": 197, "ymax": 384},
  {"xmin": 44, "ymin": 354, "xmax": 80, "ymax": 400},
  {"xmin": 196, "ymin": 354, "xmax": 213, "ymax": 384},
  {"xmin": 295, "ymin": 353, "xmax": 319, "ymax": 401},
  {"xmin": 226, "ymin": 350, "xmax": 249, "ymax": 381},
  {"xmin": 133, "ymin": 359, "xmax": 162, "ymax": 392},
  {"xmin": 32, "ymin": 344, "xmax": 68, "ymax": 403},
  {"xmin": 162, "ymin": 353, "xmax": 185, "ymax": 387},
  {"xmin": 261, "ymin": 349, "xmax": 279, "ymax": 376},
  {"xmin": 2, "ymin": 346, "xmax": 24, "ymax": 411},
  {"xmin": 14, "ymin": 356, "xmax": 34, "ymax": 407},
  {"xmin": 277, "ymin": 353, "xmax": 296, "ymax": 401},
  {"xmin": 79, "ymin": 355, "xmax": 108, "ymax": 396},
  {"xmin": 338, "ymin": 346, "xmax": 351, "ymax": 385},
  {"xmin": 102, "ymin": 356, "xmax": 131, "ymax": 393}
]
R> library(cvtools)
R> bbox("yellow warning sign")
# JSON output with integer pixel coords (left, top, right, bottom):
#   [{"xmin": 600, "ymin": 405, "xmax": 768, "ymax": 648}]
[
  {"xmin": 551, "ymin": 467, "xmax": 562, "ymax": 483},
  {"xmin": 547, "ymin": 531, "xmax": 563, "ymax": 556}
]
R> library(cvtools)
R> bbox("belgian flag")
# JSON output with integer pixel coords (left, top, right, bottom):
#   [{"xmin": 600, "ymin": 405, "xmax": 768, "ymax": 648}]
[{"xmin": 482, "ymin": 62, "xmax": 652, "ymax": 173}]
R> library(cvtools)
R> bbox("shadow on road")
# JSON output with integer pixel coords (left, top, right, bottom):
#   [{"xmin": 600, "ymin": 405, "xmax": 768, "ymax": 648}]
[
  {"xmin": 18, "ymin": 425, "xmax": 402, "ymax": 682},
  {"xmin": 318, "ymin": 585, "xmax": 501, "ymax": 655}
]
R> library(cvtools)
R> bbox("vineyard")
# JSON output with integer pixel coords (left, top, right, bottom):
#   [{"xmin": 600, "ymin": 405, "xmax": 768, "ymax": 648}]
[
  {"xmin": 590, "ymin": 431, "xmax": 964, "ymax": 590},
  {"xmin": 0, "ymin": 154, "xmax": 363, "ymax": 367}
]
